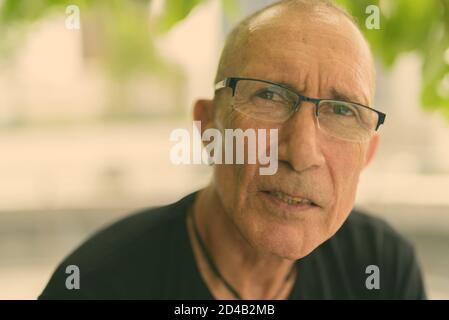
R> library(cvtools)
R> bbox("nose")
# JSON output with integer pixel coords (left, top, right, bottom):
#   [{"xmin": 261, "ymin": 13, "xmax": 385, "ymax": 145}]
[{"xmin": 278, "ymin": 101, "xmax": 325, "ymax": 173}]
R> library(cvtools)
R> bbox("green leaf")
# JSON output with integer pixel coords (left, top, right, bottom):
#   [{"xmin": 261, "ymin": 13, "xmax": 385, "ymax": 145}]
[
  {"xmin": 221, "ymin": 0, "xmax": 240, "ymax": 23},
  {"xmin": 156, "ymin": 0, "xmax": 207, "ymax": 33}
]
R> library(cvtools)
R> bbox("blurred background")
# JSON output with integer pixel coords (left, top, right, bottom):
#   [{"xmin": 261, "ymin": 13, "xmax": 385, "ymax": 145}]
[{"xmin": 0, "ymin": 0, "xmax": 448, "ymax": 299}]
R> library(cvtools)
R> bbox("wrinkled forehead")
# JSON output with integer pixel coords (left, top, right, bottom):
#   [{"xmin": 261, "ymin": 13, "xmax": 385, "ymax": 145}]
[{"xmin": 232, "ymin": 5, "xmax": 375, "ymax": 103}]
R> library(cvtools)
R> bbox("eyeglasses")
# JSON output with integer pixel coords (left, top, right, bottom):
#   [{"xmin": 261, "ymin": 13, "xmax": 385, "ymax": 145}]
[{"xmin": 215, "ymin": 77, "xmax": 386, "ymax": 142}]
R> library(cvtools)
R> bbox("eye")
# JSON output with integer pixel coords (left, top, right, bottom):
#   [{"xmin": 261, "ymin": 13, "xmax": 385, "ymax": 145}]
[
  {"xmin": 332, "ymin": 103, "xmax": 356, "ymax": 116},
  {"xmin": 255, "ymin": 89, "xmax": 285, "ymax": 102}
]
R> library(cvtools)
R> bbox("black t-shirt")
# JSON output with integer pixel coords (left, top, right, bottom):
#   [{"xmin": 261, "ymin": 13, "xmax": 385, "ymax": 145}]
[{"xmin": 39, "ymin": 192, "xmax": 426, "ymax": 299}]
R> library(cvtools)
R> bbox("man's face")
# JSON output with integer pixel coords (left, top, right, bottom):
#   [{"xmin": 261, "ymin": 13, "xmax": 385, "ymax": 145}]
[{"xmin": 211, "ymin": 7, "xmax": 378, "ymax": 259}]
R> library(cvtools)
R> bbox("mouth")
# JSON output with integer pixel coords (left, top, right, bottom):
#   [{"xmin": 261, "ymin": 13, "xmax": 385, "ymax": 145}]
[{"xmin": 260, "ymin": 190, "xmax": 320, "ymax": 210}]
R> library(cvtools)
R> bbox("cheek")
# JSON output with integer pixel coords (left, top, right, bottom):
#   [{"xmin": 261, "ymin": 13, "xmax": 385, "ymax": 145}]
[
  {"xmin": 214, "ymin": 113, "xmax": 276, "ymax": 210},
  {"xmin": 212, "ymin": 136, "xmax": 262, "ymax": 216},
  {"xmin": 214, "ymin": 163, "xmax": 256, "ymax": 203},
  {"xmin": 325, "ymin": 141, "xmax": 367, "ymax": 229}
]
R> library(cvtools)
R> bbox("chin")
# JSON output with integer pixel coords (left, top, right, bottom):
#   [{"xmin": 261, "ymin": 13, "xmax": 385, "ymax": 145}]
[
  {"xmin": 244, "ymin": 217, "xmax": 325, "ymax": 260},
  {"xmin": 248, "ymin": 207, "xmax": 328, "ymax": 258}
]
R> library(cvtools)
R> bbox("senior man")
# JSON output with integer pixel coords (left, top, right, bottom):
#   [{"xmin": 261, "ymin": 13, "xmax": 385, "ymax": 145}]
[{"xmin": 40, "ymin": 0, "xmax": 426, "ymax": 300}]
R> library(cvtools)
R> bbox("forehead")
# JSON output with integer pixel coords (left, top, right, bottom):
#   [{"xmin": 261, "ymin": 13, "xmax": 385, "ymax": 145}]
[{"xmin": 234, "ymin": 6, "xmax": 374, "ymax": 103}]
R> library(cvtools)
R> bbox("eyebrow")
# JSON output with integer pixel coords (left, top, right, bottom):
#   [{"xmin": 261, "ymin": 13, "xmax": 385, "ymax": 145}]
[
  {"xmin": 277, "ymin": 81, "xmax": 306, "ymax": 95},
  {"xmin": 274, "ymin": 80, "xmax": 364, "ymax": 105},
  {"xmin": 329, "ymin": 88, "xmax": 362, "ymax": 105}
]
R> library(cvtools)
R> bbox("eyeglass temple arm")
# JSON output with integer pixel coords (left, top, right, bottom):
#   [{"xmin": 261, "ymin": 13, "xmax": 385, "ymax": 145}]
[{"xmin": 214, "ymin": 79, "xmax": 229, "ymax": 91}]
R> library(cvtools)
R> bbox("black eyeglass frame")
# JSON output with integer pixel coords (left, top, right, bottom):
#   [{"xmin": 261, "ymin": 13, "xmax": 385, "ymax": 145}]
[{"xmin": 215, "ymin": 77, "xmax": 386, "ymax": 131}]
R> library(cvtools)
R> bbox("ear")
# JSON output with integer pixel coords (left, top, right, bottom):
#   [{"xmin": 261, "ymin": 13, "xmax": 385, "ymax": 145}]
[
  {"xmin": 363, "ymin": 133, "xmax": 379, "ymax": 169},
  {"xmin": 193, "ymin": 99, "xmax": 215, "ymax": 136}
]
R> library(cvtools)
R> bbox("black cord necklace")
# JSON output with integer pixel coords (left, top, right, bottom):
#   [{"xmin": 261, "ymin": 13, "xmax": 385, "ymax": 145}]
[{"xmin": 190, "ymin": 208, "xmax": 296, "ymax": 300}]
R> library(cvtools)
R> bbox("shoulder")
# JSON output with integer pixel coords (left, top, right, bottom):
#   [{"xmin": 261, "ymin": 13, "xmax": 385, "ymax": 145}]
[
  {"xmin": 60, "ymin": 193, "xmax": 192, "ymax": 274},
  {"xmin": 328, "ymin": 209, "xmax": 417, "ymax": 271},
  {"xmin": 317, "ymin": 209, "xmax": 426, "ymax": 299},
  {"xmin": 39, "ymin": 192, "xmax": 197, "ymax": 299},
  {"xmin": 339, "ymin": 209, "xmax": 415, "ymax": 258},
  {"xmin": 343, "ymin": 209, "xmax": 411, "ymax": 242}
]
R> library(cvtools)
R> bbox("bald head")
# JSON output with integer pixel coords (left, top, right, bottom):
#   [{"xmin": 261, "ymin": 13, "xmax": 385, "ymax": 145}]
[{"xmin": 214, "ymin": 0, "xmax": 375, "ymax": 103}]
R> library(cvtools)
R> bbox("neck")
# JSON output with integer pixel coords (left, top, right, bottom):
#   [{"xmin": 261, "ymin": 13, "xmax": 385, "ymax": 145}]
[{"xmin": 188, "ymin": 186, "xmax": 297, "ymax": 300}]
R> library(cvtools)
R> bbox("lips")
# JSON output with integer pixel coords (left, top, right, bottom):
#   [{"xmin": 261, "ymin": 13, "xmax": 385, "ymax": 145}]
[{"xmin": 262, "ymin": 190, "xmax": 319, "ymax": 207}]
